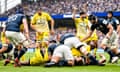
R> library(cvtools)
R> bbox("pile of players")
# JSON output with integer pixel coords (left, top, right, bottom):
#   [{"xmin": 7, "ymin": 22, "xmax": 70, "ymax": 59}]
[{"xmin": 0, "ymin": 7, "xmax": 120, "ymax": 67}]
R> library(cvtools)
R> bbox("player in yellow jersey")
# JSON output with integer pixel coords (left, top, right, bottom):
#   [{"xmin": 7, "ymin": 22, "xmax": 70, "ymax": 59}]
[
  {"xmin": 31, "ymin": 7, "xmax": 54, "ymax": 42},
  {"xmin": 20, "ymin": 41, "xmax": 49, "ymax": 66},
  {"xmin": 72, "ymin": 7, "xmax": 98, "ymax": 56}
]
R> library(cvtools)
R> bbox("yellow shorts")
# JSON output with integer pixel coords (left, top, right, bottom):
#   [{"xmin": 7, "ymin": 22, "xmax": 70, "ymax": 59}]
[
  {"xmin": 71, "ymin": 48, "xmax": 83, "ymax": 57},
  {"xmin": 71, "ymin": 45, "xmax": 97, "ymax": 56},
  {"xmin": 30, "ymin": 57, "xmax": 44, "ymax": 65},
  {"xmin": 36, "ymin": 32, "xmax": 49, "ymax": 41},
  {"xmin": 30, "ymin": 48, "xmax": 49, "ymax": 65}
]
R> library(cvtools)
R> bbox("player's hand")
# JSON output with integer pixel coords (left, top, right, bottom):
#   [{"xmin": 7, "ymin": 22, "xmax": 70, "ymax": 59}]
[
  {"xmin": 105, "ymin": 34, "xmax": 110, "ymax": 39},
  {"xmin": 50, "ymin": 29, "xmax": 55, "ymax": 35},
  {"xmin": 73, "ymin": 6, "xmax": 78, "ymax": 10}
]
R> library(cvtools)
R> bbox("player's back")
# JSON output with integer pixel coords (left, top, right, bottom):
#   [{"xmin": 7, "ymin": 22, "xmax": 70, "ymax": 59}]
[
  {"xmin": 6, "ymin": 14, "xmax": 25, "ymax": 32},
  {"xmin": 60, "ymin": 33, "xmax": 75, "ymax": 44}
]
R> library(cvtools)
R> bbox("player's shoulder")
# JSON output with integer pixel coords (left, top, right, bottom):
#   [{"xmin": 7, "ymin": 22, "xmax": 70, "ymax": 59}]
[
  {"xmin": 33, "ymin": 13, "xmax": 38, "ymax": 17},
  {"xmin": 84, "ymin": 18, "xmax": 89, "ymax": 23},
  {"xmin": 112, "ymin": 17, "xmax": 118, "ymax": 21},
  {"xmin": 98, "ymin": 18, "xmax": 107, "ymax": 23},
  {"xmin": 75, "ymin": 17, "xmax": 81, "ymax": 21},
  {"xmin": 48, "ymin": 43, "xmax": 57, "ymax": 49},
  {"xmin": 15, "ymin": 14, "xmax": 25, "ymax": 17},
  {"xmin": 42, "ymin": 12, "xmax": 50, "ymax": 15}
]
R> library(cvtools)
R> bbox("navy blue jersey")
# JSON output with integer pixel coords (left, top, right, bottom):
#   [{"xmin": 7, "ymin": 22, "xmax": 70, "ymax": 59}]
[
  {"xmin": 0, "ymin": 43, "xmax": 13, "ymax": 53},
  {"xmin": 6, "ymin": 14, "xmax": 26, "ymax": 32},
  {"xmin": 48, "ymin": 43, "xmax": 58, "ymax": 55},
  {"xmin": 90, "ymin": 18, "xmax": 109, "ymax": 35},
  {"xmin": 60, "ymin": 33, "xmax": 75, "ymax": 44},
  {"xmin": 107, "ymin": 17, "xmax": 119, "ymax": 30}
]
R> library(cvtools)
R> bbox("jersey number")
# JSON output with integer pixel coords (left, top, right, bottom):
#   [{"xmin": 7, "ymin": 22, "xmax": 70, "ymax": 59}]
[{"xmin": 8, "ymin": 15, "xmax": 18, "ymax": 22}]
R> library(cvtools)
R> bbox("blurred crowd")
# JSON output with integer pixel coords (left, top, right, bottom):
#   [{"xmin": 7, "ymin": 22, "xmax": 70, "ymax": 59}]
[
  {"xmin": 2, "ymin": 0, "xmax": 120, "ymax": 16},
  {"xmin": 1, "ymin": 0, "xmax": 120, "ymax": 47}
]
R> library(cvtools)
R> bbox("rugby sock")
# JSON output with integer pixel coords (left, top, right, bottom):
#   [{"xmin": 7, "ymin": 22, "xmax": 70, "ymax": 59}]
[
  {"xmin": 104, "ymin": 47, "xmax": 115, "ymax": 57},
  {"xmin": 14, "ymin": 48, "xmax": 18, "ymax": 59},
  {"xmin": 17, "ymin": 47, "xmax": 27, "ymax": 60},
  {"xmin": 40, "ymin": 50, "xmax": 44, "ymax": 58},
  {"xmin": 2, "ymin": 54, "xmax": 6, "ymax": 59},
  {"xmin": 58, "ymin": 60, "xmax": 68, "ymax": 66},
  {"xmin": 87, "ymin": 53, "xmax": 98, "ymax": 64}
]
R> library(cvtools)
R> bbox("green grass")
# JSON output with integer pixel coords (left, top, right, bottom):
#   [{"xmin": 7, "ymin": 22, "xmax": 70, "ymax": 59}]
[{"xmin": 0, "ymin": 53, "xmax": 120, "ymax": 72}]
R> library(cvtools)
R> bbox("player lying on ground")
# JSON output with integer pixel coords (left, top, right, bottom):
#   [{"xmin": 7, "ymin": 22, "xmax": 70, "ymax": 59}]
[
  {"xmin": 59, "ymin": 33, "xmax": 105, "ymax": 65},
  {"xmin": 44, "ymin": 38, "xmax": 106, "ymax": 67},
  {"xmin": 44, "ymin": 43, "xmax": 74, "ymax": 67},
  {"xmin": 20, "ymin": 41, "xmax": 49, "ymax": 66}
]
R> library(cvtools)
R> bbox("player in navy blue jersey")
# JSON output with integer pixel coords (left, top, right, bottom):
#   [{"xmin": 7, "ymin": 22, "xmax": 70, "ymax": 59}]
[
  {"xmin": 106, "ymin": 11, "xmax": 120, "ymax": 63},
  {"xmin": 3, "ymin": 10, "xmax": 31, "ymax": 67},
  {"xmin": 81, "ymin": 15, "xmax": 120, "ymax": 63}
]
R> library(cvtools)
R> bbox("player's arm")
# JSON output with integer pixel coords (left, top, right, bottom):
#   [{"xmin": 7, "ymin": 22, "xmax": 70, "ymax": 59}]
[
  {"xmin": 47, "ymin": 47, "xmax": 52, "ymax": 60},
  {"xmin": 81, "ymin": 30, "xmax": 93, "ymax": 42},
  {"xmin": 0, "ymin": 47, "xmax": 7, "ymax": 53},
  {"xmin": 81, "ymin": 24, "xmax": 95, "ymax": 42},
  {"xmin": 30, "ymin": 15, "xmax": 38, "ymax": 32},
  {"xmin": 22, "ymin": 18, "xmax": 30, "ymax": 40},
  {"xmin": 72, "ymin": 7, "xmax": 78, "ymax": 20},
  {"xmin": 2, "ymin": 22, "xmax": 6, "ymax": 36},
  {"xmin": 50, "ymin": 18, "xmax": 55, "ymax": 35},
  {"xmin": 116, "ymin": 19, "xmax": 120, "ymax": 35},
  {"xmin": 103, "ymin": 19, "xmax": 113, "ymax": 39},
  {"xmin": 47, "ymin": 13, "xmax": 55, "ymax": 34},
  {"xmin": 106, "ymin": 23, "xmax": 113, "ymax": 39},
  {"xmin": 0, "ymin": 44, "xmax": 8, "ymax": 53}
]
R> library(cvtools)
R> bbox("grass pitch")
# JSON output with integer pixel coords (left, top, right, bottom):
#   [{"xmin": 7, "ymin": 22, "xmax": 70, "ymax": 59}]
[{"xmin": 0, "ymin": 53, "xmax": 120, "ymax": 72}]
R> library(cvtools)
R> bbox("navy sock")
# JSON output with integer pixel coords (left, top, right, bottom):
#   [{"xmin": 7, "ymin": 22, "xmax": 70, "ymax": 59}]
[
  {"xmin": 58, "ymin": 60, "xmax": 68, "ymax": 66},
  {"xmin": 104, "ymin": 47, "xmax": 115, "ymax": 57},
  {"xmin": 87, "ymin": 53, "xmax": 98, "ymax": 64},
  {"xmin": 40, "ymin": 50, "xmax": 44, "ymax": 58},
  {"xmin": 14, "ymin": 48, "xmax": 18, "ymax": 59},
  {"xmin": 17, "ymin": 47, "xmax": 27, "ymax": 60}
]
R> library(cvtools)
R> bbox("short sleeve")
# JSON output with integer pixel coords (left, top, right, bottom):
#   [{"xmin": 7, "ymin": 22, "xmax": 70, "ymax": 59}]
[
  {"xmin": 115, "ymin": 19, "xmax": 119, "ymax": 25},
  {"xmin": 102, "ymin": 19, "xmax": 108, "ymax": 25},
  {"xmin": 46, "ymin": 13, "xmax": 52, "ymax": 21},
  {"xmin": 74, "ymin": 18, "xmax": 80, "ymax": 24}
]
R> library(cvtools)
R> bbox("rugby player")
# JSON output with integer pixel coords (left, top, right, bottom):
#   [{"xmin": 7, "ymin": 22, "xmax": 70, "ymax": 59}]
[
  {"xmin": 72, "ymin": 7, "xmax": 98, "ymax": 56},
  {"xmin": 4, "ymin": 9, "xmax": 31, "ymax": 67},
  {"xmin": 106, "ymin": 11, "xmax": 120, "ymax": 63},
  {"xmin": 81, "ymin": 15, "xmax": 120, "ymax": 63}
]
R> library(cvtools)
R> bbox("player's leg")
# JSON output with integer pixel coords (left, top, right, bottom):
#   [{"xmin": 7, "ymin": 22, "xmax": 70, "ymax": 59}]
[
  {"xmin": 101, "ymin": 31, "xmax": 119, "ymax": 63},
  {"xmin": 63, "ymin": 46, "xmax": 74, "ymax": 66},
  {"xmin": 20, "ymin": 59, "xmax": 30, "ymax": 66},
  {"xmin": 110, "ymin": 35, "xmax": 120, "ymax": 63},
  {"xmin": 44, "ymin": 46, "xmax": 63, "ymax": 67},
  {"xmin": 13, "ymin": 32, "xmax": 30, "ymax": 67},
  {"xmin": 4, "ymin": 43, "xmax": 14, "ymax": 66},
  {"xmin": 45, "ymin": 45, "xmax": 74, "ymax": 67}
]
